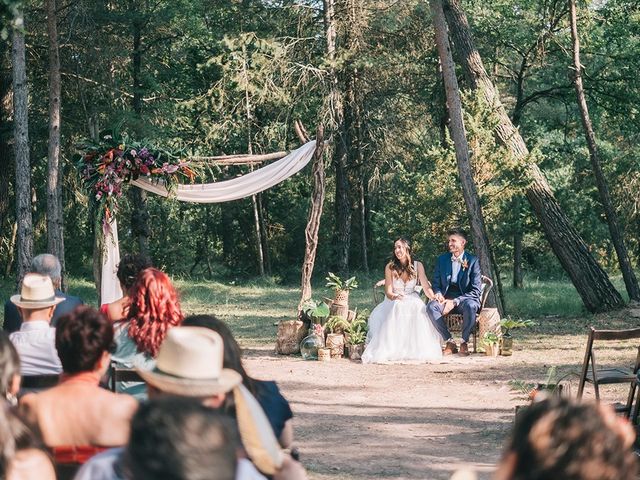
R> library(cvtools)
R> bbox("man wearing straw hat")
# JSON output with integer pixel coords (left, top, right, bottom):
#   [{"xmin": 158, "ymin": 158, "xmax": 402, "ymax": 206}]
[
  {"xmin": 75, "ymin": 327, "xmax": 307, "ymax": 480},
  {"xmin": 4, "ymin": 253, "xmax": 84, "ymax": 334},
  {"xmin": 9, "ymin": 273, "xmax": 65, "ymax": 375}
]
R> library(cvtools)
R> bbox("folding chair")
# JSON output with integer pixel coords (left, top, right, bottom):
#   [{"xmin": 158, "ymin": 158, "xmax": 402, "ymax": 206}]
[
  {"xmin": 108, "ymin": 363, "xmax": 144, "ymax": 392},
  {"xmin": 576, "ymin": 326, "xmax": 640, "ymax": 417}
]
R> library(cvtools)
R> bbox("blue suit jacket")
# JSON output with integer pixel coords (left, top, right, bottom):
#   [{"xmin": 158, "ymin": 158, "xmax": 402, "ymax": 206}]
[
  {"xmin": 432, "ymin": 251, "xmax": 482, "ymax": 305},
  {"xmin": 3, "ymin": 290, "xmax": 84, "ymax": 334}
]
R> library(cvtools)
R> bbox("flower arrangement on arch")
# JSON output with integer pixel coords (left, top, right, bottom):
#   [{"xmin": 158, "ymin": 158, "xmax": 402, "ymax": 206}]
[{"xmin": 76, "ymin": 134, "xmax": 197, "ymax": 235}]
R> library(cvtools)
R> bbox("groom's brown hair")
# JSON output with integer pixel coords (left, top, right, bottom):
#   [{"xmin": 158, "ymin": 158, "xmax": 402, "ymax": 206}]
[{"xmin": 447, "ymin": 228, "xmax": 467, "ymax": 240}]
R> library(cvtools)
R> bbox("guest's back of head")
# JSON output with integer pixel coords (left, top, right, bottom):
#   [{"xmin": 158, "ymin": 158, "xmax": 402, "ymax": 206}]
[
  {"xmin": 55, "ymin": 306, "xmax": 114, "ymax": 374},
  {"xmin": 117, "ymin": 254, "xmax": 152, "ymax": 293},
  {"xmin": 30, "ymin": 254, "xmax": 61, "ymax": 288},
  {"xmin": 495, "ymin": 397, "xmax": 638, "ymax": 480},
  {"xmin": 127, "ymin": 268, "xmax": 183, "ymax": 357},
  {"xmin": 125, "ymin": 396, "xmax": 238, "ymax": 480}
]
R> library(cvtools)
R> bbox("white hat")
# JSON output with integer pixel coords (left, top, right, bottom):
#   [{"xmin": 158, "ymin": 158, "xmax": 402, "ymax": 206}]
[
  {"xmin": 10, "ymin": 273, "xmax": 65, "ymax": 309},
  {"xmin": 136, "ymin": 327, "xmax": 242, "ymax": 396}
]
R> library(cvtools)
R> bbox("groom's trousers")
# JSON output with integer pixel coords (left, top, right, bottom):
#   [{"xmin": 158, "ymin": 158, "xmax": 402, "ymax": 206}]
[{"xmin": 426, "ymin": 298, "xmax": 480, "ymax": 343}]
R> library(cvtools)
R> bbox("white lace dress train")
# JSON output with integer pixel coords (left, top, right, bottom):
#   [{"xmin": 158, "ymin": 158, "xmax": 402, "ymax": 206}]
[{"xmin": 361, "ymin": 276, "xmax": 443, "ymax": 364}]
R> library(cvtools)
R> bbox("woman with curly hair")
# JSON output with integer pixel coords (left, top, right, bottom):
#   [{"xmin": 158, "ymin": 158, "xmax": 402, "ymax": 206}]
[
  {"xmin": 100, "ymin": 254, "xmax": 152, "ymax": 322},
  {"xmin": 361, "ymin": 237, "xmax": 442, "ymax": 364},
  {"xmin": 111, "ymin": 268, "xmax": 183, "ymax": 397}
]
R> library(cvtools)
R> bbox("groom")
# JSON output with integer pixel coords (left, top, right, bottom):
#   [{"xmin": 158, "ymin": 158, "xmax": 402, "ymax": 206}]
[{"xmin": 426, "ymin": 228, "xmax": 482, "ymax": 356}]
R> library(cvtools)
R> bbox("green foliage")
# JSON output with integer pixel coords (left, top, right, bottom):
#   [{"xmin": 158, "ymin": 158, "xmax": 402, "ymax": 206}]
[
  {"xmin": 482, "ymin": 331, "xmax": 501, "ymax": 346},
  {"xmin": 326, "ymin": 272, "xmax": 359, "ymax": 292},
  {"xmin": 302, "ymin": 299, "xmax": 330, "ymax": 324},
  {"xmin": 345, "ymin": 315, "xmax": 369, "ymax": 345},
  {"xmin": 500, "ymin": 318, "xmax": 535, "ymax": 335},
  {"xmin": 324, "ymin": 315, "xmax": 351, "ymax": 335}
]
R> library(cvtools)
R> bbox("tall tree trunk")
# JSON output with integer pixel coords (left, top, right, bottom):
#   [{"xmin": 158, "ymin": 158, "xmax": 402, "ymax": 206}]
[
  {"xmin": 257, "ymin": 194, "xmax": 271, "ymax": 275},
  {"xmin": 359, "ymin": 179, "xmax": 369, "ymax": 274},
  {"xmin": 443, "ymin": 0, "xmax": 623, "ymax": 312},
  {"xmin": 47, "ymin": 0, "xmax": 65, "ymax": 289},
  {"xmin": 429, "ymin": 0, "xmax": 503, "ymax": 314},
  {"xmin": 324, "ymin": 0, "xmax": 351, "ymax": 276},
  {"xmin": 299, "ymin": 127, "xmax": 326, "ymax": 311},
  {"xmin": 11, "ymin": 18, "xmax": 33, "ymax": 284},
  {"xmin": 0, "ymin": 42, "xmax": 13, "ymax": 236},
  {"xmin": 130, "ymin": 17, "xmax": 149, "ymax": 256},
  {"xmin": 243, "ymin": 48, "xmax": 266, "ymax": 277},
  {"xmin": 569, "ymin": 0, "xmax": 639, "ymax": 301},
  {"xmin": 512, "ymin": 199, "xmax": 524, "ymax": 288}
]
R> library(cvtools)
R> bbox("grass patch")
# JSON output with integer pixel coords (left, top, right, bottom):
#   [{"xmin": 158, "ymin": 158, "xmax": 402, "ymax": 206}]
[{"xmin": 1, "ymin": 272, "xmax": 635, "ymax": 345}]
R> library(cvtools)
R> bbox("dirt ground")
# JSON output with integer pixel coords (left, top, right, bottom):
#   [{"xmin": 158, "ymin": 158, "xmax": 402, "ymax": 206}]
[{"xmin": 242, "ymin": 314, "xmax": 639, "ymax": 480}]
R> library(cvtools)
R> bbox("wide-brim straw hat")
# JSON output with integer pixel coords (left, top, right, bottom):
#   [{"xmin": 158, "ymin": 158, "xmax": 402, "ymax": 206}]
[
  {"xmin": 136, "ymin": 327, "xmax": 242, "ymax": 396},
  {"xmin": 10, "ymin": 273, "xmax": 65, "ymax": 309}
]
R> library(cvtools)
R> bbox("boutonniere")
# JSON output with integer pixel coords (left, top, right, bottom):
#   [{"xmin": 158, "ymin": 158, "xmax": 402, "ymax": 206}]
[{"xmin": 461, "ymin": 258, "xmax": 469, "ymax": 271}]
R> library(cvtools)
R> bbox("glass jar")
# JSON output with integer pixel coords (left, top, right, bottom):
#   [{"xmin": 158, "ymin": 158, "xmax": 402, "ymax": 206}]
[{"xmin": 300, "ymin": 334, "xmax": 325, "ymax": 360}]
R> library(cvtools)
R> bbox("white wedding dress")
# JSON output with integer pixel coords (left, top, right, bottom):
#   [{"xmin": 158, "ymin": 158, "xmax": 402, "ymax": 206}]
[{"xmin": 361, "ymin": 273, "xmax": 443, "ymax": 364}]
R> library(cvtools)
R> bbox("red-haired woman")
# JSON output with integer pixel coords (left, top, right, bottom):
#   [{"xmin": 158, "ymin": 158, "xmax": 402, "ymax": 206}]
[{"xmin": 111, "ymin": 268, "xmax": 183, "ymax": 397}]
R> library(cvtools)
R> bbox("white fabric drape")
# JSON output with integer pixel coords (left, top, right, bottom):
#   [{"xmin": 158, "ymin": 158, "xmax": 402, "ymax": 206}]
[
  {"xmin": 100, "ymin": 140, "xmax": 316, "ymax": 304},
  {"xmin": 131, "ymin": 140, "xmax": 316, "ymax": 202},
  {"xmin": 101, "ymin": 218, "xmax": 124, "ymax": 305}
]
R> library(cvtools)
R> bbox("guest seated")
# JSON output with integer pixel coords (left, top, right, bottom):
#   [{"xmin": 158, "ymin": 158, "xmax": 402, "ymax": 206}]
[
  {"xmin": 19, "ymin": 306, "xmax": 138, "ymax": 448},
  {"xmin": 4, "ymin": 254, "xmax": 84, "ymax": 334},
  {"xmin": 100, "ymin": 254, "xmax": 152, "ymax": 322},
  {"xmin": 494, "ymin": 397, "xmax": 637, "ymax": 480},
  {"xmin": 9, "ymin": 273, "xmax": 64, "ymax": 375},
  {"xmin": 183, "ymin": 314, "xmax": 294, "ymax": 448},
  {"xmin": 76, "ymin": 327, "xmax": 308, "ymax": 480},
  {"xmin": 110, "ymin": 267, "xmax": 183, "ymax": 397},
  {"xmin": 0, "ymin": 332, "xmax": 55, "ymax": 480},
  {"xmin": 128, "ymin": 397, "xmax": 239, "ymax": 480}
]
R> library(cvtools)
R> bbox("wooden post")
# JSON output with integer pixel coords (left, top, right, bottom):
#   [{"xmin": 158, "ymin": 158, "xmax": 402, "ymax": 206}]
[{"xmin": 298, "ymin": 127, "xmax": 326, "ymax": 312}]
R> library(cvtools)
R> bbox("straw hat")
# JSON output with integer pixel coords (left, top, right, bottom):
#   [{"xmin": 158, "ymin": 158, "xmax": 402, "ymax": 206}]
[
  {"xmin": 10, "ymin": 273, "xmax": 65, "ymax": 309},
  {"xmin": 136, "ymin": 327, "xmax": 242, "ymax": 396}
]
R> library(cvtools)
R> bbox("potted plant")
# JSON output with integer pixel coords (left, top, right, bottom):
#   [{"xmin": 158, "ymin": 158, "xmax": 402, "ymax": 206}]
[
  {"xmin": 301, "ymin": 299, "xmax": 330, "ymax": 327},
  {"xmin": 326, "ymin": 272, "xmax": 358, "ymax": 318},
  {"xmin": 482, "ymin": 331, "xmax": 501, "ymax": 357},
  {"xmin": 500, "ymin": 318, "xmax": 535, "ymax": 356},
  {"xmin": 324, "ymin": 315, "xmax": 350, "ymax": 358},
  {"xmin": 345, "ymin": 314, "xmax": 368, "ymax": 360}
]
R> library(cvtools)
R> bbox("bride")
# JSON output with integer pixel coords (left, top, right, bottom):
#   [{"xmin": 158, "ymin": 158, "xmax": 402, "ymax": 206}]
[{"xmin": 362, "ymin": 238, "xmax": 443, "ymax": 364}]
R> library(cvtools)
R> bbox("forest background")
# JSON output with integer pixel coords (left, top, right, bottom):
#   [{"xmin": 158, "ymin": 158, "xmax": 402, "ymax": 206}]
[{"xmin": 0, "ymin": 0, "xmax": 639, "ymax": 315}]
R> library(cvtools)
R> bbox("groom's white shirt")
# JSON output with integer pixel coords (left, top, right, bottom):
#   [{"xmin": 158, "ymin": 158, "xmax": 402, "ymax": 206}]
[{"xmin": 451, "ymin": 250, "xmax": 465, "ymax": 282}]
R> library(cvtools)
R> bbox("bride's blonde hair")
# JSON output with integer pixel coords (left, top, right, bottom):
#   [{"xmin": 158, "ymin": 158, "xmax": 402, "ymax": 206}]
[{"xmin": 388, "ymin": 237, "xmax": 416, "ymax": 279}]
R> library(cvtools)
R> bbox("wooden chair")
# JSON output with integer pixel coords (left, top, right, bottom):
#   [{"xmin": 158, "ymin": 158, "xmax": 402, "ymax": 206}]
[
  {"xmin": 108, "ymin": 363, "xmax": 144, "ymax": 392},
  {"xmin": 576, "ymin": 327, "xmax": 640, "ymax": 417},
  {"xmin": 444, "ymin": 275, "xmax": 493, "ymax": 353}
]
